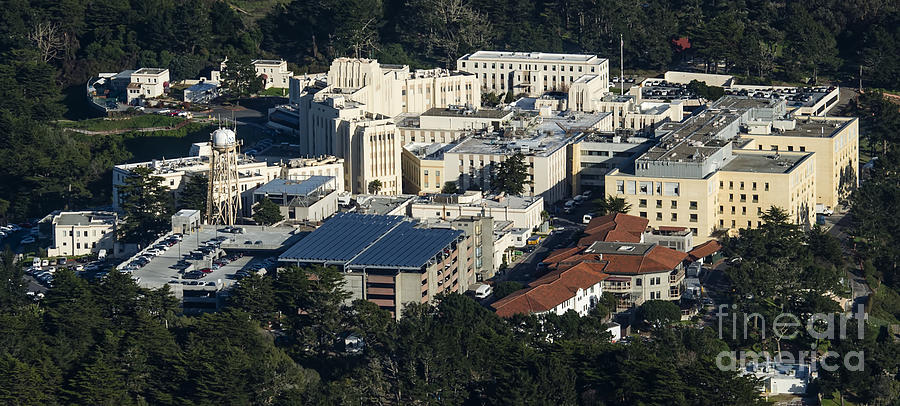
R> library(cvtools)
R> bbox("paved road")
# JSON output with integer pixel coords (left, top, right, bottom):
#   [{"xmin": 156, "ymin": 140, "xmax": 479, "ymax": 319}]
[{"xmin": 822, "ymin": 211, "xmax": 871, "ymax": 310}]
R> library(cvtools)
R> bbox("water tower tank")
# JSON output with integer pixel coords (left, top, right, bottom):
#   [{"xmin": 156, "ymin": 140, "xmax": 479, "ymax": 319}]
[{"xmin": 211, "ymin": 128, "xmax": 236, "ymax": 148}]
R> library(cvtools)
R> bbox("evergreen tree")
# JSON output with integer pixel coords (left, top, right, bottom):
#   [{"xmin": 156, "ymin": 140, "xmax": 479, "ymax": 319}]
[
  {"xmin": 177, "ymin": 174, "xmax": 207, "ymax": 217},
  {"xmin": 221, "ymin": 56, "xmax": 264, "ymax": 98},
  {"xmin": 117, "ymin": 166, "xmax": 175, "ymax": 246},
  {"xmin": 495, "ymin": 153, "xmax": 530, "ymax": 195},
  {"xmin": 441, "ymin": 181, "xmax": 458, "ymax": 194},
  {"xmin": 252, "ymin": 197, "xmax": 283, "ymax": 226}
]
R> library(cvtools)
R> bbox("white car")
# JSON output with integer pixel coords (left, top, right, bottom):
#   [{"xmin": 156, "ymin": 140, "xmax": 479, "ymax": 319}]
[{"xmin": 41, "ymin": 259, "xmax": 49, "ymax": 267}]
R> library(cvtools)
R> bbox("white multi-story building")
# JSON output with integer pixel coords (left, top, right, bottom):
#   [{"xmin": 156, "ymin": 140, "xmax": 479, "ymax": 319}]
[
  {"xmin": 409, "ymin": 191, "xmax": 544, "ymax": 230},
  {"xmin": 302, "ymin": 96, "xmax": 402, "ymax": 195},
  {"xmin": 212, "ymin": 58, "xmax": 294, "ymax": 89},
  {"xmin": 47, "ymin": 211, "xmax": 119, "ymax": 257},
  {"xmin": 492, "ymin": 261, "xmax": 608, "ymax": 317},
  {"xmin": 456, "ymin": 51, "xmax": 609, "ymax": 97},
  {"xmin": 442, "ymin": 112, "xmax": 612, "ymax": 204},
  {"xmin": 127, "ymin": 68, "xmax": 169, "ymax": 104}
]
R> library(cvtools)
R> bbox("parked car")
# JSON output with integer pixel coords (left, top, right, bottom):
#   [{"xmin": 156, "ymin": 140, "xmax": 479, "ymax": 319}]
[
  {"xmin": 41, "ymin": 259, "xmax": 49, "ymax": 267},
  {"xmin": 20, "ymin": 236, "xmax": 35, "ymax": 244}
]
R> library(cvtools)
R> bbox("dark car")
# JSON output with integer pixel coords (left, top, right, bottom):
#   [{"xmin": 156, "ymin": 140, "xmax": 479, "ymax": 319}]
[
  {"xmin": 183, "ymin": 271, "xmax": 203, "ymax": 279},
  {"xmin": 198, "ymin": 268, "xmax": 213, "ymax": 274}
]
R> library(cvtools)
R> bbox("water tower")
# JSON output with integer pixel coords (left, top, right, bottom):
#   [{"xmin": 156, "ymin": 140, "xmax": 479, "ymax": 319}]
[{"xmin": 207, "ymin": 127, "xmax": 242, "ymax": 225}]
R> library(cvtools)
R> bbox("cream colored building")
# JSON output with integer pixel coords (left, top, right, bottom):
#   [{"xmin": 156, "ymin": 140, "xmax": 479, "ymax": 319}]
[
  {"xmin": 396, "ymin": 107, "xmax": 512, "ymax": 145},
  {"xmin": 303, "ymin": 95, "xmax": 402, "ymax": 194},
  {"xmin": 442, "ymin": 112, "xmax": 612, "ymax": 204},
  {"xmin": 409, "ymin": 192, "xmax": 545, "ymax": 230},
  {"xmin": 212, "ymin": 58, "xmax": 294, "ymax": 89},
  {"xmin": 324, "ymin": 57, "xmax": 481, "ymax": 117},
  {"xmin": 604, "ymin": 96, "xmax": 822, "ymax": 241},
  {"xmin": 456, "ymin": 51, "xmax": 609, "ymax": 97},
  {"xmin": 401, "ymin": 142, "xmax": 452, "ymax": 194},
  {"xmin": 127, "ymin": 68, "xmax": 169, "ymax": 104},
  {"xmin": 48, "ymin": 211, "xmax": 119, "ymax": 257},
  {"xmin": 739, "ymin": 116, "xmax": 858, "ymax": 208}
]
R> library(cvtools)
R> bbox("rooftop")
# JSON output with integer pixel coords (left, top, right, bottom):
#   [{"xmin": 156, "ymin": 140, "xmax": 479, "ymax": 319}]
[
  {"xmin": 278, "ymin": 213, "xmax": 462, "ymax": 270},
  {"xmin": 579, "ymin": 213, "xmax": 649, "ymax": 246},
  {"xmin": 133, "ymin": 68, "xmax": 167, "ymax": 75},
  {"xmin": 492, "ymin": 264, "xmax": 609, "ymax": 317},
  {"xmin": 461, "ymin": 51, "xmax": 604, "ymax": 64},
  {"xmin": 252, "ymin": 59, "xmax": 285, "ymax": 65},
  {"xmin": 280, "ymin": 213, "xmax": 407, "ymax": 263},
  {"xmin": 253, "ymin": 176, "xmax": 334, "ymax": 197},
  {"xmin": 720, "ymin": 152, "xmax": 808, "ymax": 174},
  {"xmin": 348, "ymin": 222, "xmax": 463, "ymax": 269},
  {"xmin": 777, "ymin": 118, "xmax": 853, "ymax": 138},
  {"xmin": 422, "ymin": 106, "xmax": 511, "ymax": 119},
  {"xmin": 414, "ymin": 192, "xmax": 542, "ymax": 211},
  {"xmin": 447, "ymin": 132, "xmax": 573, "ymax": 157},
  {"xmin": 55, "ymin": 211, "xmax": 116, "ymax": 227}
]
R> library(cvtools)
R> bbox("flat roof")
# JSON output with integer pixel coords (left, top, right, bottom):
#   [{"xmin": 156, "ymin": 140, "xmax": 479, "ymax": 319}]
[
  {"xmin": 720, "ymin": 152, "xmax": 808, "ymax": 174},
  {"xmin": 422, "ymin": 107, "xmax": 511, "ymax": 119},
  {"xmin": 585, "ymin": 242, "xmax": 656, "ymax": 256},
  {"xmin": 461, "ymin": 51, "xmax": 604, "ymax": 64},
  {"xmin": 279, "ymin": 213, "xmax": 407, "ymax": 262},
  {"xmin": 124, "ymin": 225, "xmax": 300, "ymax": 290},
  {"xmin": 56, "ymin": 212, "xmax": 115, "ymax": 226},
  {"xmin": 778, "ymin": 118, "xmax": 852, "ymax": 138},
  {"xmin": 134, "ymin": 68, "xmax": 167, "ymax": 75},
  {"xmin": 253, "ymin": 176, "xmax": 334, "ymax": 197},
  {"xmin": 348, "ymin": 222, "xmax": 462, "ymax": 269},
  {"xmin": 414, "ymin": 193, "xmax": 542, "ymax": 210}
]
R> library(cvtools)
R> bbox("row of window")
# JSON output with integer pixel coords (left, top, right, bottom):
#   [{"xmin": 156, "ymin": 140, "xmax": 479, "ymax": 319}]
[
  {"xmin": 721, "ymin": 180, "xmax": 769, "ymax": 191},
  {"xmin": 462, "ymin": 61, "xmax": 597, "ymax": 73},
  {"xmin": 757, "ymin": 145, "xmax": 806, "ymax": 152},
  {"xmin": 727, "ymin": 193, "xmax": 760, "ymax": 203},
  {"xmin": 638, "ymin": 211, "xmax": 698, "ymax": 223},
  {"xmin": 638, "ymin": 199, "xmax": 698, "ymax": 210}
]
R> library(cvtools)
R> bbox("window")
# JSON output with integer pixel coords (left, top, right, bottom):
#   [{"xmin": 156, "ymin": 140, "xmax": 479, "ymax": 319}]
[
  {"xmin": 656, "ymin": 212, "xmax": 663, "ymax": 221},
  {"xmin": 718, "ymin": 205, "xmax": 723, "ymax": 214},
  {"xmin": 740, "ymin": 194, "xmax": 746, "ymax": 202},
  {"xmin": 656, "ymin": 200, "xmax": 663, "ymax": 209},
  {"xmin": 765, "ymin": 182, "xmax": 769, "ymax": 191},
  {"xmin": 757, "ymin": 207, "xmax": 763, "ymax": 215},
  {"xmin": 729, "ymin": 181, "xmax": 733, "ymax": 190},
  {"xmin": 690, "ymin": 214, "xmax": 698, "ymax": 222},
  {"xmin": 788, "ymin": 146, "xmax": 794, "ymax": 151},
  {"xmin": 740, "ymin": 181, "xmax": 744, "ymax": 190},
  {"xmin": 771, "ymin": 145, "xmax": 779, "ymax": 151},
  {"xmin": 729, "ymin": 194, "xmax": 734, "ymax": 202},
  {"xmin": 742, "ymin": 207, "xmax": 747, "ymax": 215},
  {"xmin": 752, "ymin": 182, "xmax": 757, "ymax": 191},
  {"xmin": 671, "ymin": 201, "xmax": 677, "ymax": 209},
  {"xmin": 719, "ymin": 181, "xmax": 724, "ymax": 189},
  {"xmin": 689, "ymin": 201, "xmax": 697, "ymax": 210},
  {"xmin": 800, "ymin": 146, "xmax": 806, "ymax": 152},
  {"xmin": 731, "ymin": 206, "xmax": 735, "ymax": 214},
  {"xmin": 752, "ymin": 194, "xmax": 758, "ymax": 203},
  {"xmin": 639, "ymin": 211, "xmax": 647, "ymax": 218},
  {"xmin": 636, "ymin": 278, "xmax": 642, "ymax": 286},
  {"xmin": 639, "ymin": 199, "xmax": 647, "ymax": 208},
  {"xmin": 690, "ymin": 227, "xmax": 698, "ymax": 236},
  {"xmin": 671, "ymin": 213, "xmax": 678, "ymax": 221}
]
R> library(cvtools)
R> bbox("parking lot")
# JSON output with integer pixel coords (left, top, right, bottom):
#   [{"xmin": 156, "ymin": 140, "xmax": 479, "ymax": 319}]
[{"xmin": 118, "ymin": 225, "xmax": 303, "ymax": 295}]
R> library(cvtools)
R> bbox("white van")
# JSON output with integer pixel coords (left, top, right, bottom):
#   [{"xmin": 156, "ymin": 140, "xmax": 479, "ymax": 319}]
[
  {"xmin": 471, "ymin": 283, "xmax": 493, "ymax": 299},
  {"xmin": 32, "ymin": 257, "xmax": 41, "ymax": 267},
  {"xmin": 583, "ymin": 214, "xmax": 593, "ymax": 224}
]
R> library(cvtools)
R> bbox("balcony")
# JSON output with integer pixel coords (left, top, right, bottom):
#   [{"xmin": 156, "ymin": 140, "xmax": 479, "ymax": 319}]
[
  {"xmin": 603, "ymin": 280, "xmax": 632, "ymax": 293},
  {"xmin": 367, "ymin": 274, "xmax": 395, "ymax": 284},
  {"xmin": 369, "ymin": 298, "xmax": 394, "ymax": 308},
  {"xmin": 367, "ymin": 287, "xmax": 395, "ymax": 296},
  {"xmin": 669, "ymin": 269, "xmax": 685, "ymax": 284}
]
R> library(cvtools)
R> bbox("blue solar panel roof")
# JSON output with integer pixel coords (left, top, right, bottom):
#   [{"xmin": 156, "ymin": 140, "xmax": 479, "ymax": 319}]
[
  {"xmin": 349, "ymin": 223, "xmax": 463, "ymax": 269},
  {"xmin": 255, "ymin": 176, "xmax": 333, "ymax": 197},
  {"xmin": 279, "ymin": 213, "xmax": 406, "ymax": 262}
]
